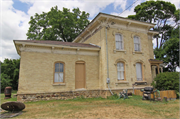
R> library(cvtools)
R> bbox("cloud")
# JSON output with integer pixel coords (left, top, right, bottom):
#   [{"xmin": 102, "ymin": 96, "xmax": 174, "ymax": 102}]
[
  {"xmin": 113, "ymin": 0, "xmax": 127, "ymax": 11},
  {"xmin": 1, "ymin": 0, "xmax": 28, "ymax": 61},
  {"xmin": 111, "ymin": 0, "xmax": 144, "ymax": 17},
  {"xmin": 25, "ymin": 0, "xmax": 128, "ymax": 18}
]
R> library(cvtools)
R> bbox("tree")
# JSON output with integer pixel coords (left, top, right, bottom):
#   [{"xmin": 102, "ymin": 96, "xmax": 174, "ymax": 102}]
[
  {"xmin": 26, "ymin": 6, "xmax": 90, "ymax": 42},
  {"xmin": 0, "ymin": 73, "xmax": 12, "ymax": 91},
  {"xmin": 128, "ymin": 0, "xmax": 177, "ymax": 49},
  {"xmin": 154, "ymin": 27, "xmax": 179, "ymax": 72},
  {"xmin": 1, "ymin": 59, "xmax": 20, "ymax": 91}
]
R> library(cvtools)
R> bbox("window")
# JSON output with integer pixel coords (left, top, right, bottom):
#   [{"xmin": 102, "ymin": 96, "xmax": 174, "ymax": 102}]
[
  {"xmin": 136, "ymin": 63, "xmax": 142, "ymax": 81},
  {"xmin": 117, "ymin": 62, "xmax": 125, "ymax": 80},
  {"xmin": 115, "ymin": 34, "xmax": 123, "ymax": 50},
  {"xmin": 134, "ymin": 36, "xmax": 140, "ymax": 51},
  {"xmin": 54, "ymin": 62, "xmax": 64, "ymax": 83}
]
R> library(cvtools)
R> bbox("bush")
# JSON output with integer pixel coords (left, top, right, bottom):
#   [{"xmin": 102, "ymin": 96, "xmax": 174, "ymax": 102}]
[
  {"xmin": 151, "ymin": 72, "xmax": 179, "ymax": 98},
  {"xmin": 107, "ymin": 93, "xmax": 119, "ymax": 99}
]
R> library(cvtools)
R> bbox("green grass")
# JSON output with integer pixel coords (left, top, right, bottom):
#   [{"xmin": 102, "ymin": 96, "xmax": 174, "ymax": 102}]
[
  {"xmin": 0, "ymin": 90, "xmax": 17, "ymax": 104},
  {"xmin": 0, "ymin": 92, "xmax": 179, "ymax": 118}
]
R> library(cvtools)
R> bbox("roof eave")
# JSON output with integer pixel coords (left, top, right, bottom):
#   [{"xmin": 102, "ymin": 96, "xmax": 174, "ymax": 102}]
[{"xmin": 14, "ymin": 41, "xmax": 101, "ymax": 51}]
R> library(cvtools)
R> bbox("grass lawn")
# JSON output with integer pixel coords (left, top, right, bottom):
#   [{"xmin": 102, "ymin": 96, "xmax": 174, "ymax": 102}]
[{"xmin": 0, "ymin": 92, "xmax": 179, "ymax": 118}]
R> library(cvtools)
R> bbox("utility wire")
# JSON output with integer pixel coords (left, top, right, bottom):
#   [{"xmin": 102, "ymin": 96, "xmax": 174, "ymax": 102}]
[{"xmin": 118, "ymin": 0, "xmax": 139, "ymax": 16}]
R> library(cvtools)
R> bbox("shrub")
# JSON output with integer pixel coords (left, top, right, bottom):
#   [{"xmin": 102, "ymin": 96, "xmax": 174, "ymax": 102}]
[
  {"xmin": 107, "ymin": 93, "xmax": 119, "ymax": 99},
  {"xmin": 151, "ymin": 72, "xmax": 179, "ymax": 98}
]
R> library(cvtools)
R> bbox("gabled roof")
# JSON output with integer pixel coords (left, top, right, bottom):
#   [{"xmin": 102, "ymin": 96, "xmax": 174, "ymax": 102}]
[{"xmin": 14, "ymin": 40, "xmax": 100, "ymax": 49}]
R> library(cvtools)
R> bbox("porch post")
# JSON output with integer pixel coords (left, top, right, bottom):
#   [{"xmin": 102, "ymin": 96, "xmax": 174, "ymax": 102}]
[{"xmin": 157, "ymin": 65, "xmax": 160, "ymax": 74}]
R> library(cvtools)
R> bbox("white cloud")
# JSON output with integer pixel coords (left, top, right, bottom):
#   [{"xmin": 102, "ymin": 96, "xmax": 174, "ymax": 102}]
[
  {"xmin": 1, "ymin": 0, "xmax": 28, "ymax": 61},
  {"xmin": 111, "ymin": 0, "xmax": 144, "ymax": 17},
  {"xmin": 25, "ymin": 0, "xmax": 128, "ymax": 18},
  {"xmin": 113, "ymin": 0, "xmax": 127, "ymax": 11}
]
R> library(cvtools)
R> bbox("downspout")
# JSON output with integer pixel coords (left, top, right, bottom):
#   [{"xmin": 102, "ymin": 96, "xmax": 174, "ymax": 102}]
[{"xmin": 105, "ymin": 26, "xmax": 113, "ymax": 95}]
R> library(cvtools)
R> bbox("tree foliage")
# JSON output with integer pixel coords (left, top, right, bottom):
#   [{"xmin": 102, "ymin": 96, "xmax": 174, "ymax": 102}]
[
  {"xmin": 154, "ymin": 27, "xmax": 179, "ymax": 72},
  {"xmin": 128, "ymin": 0, "xmax": 178, "ymax": 49},
  {"xmin": 151, "ymin": 72, "xmax": 179, "ymax": 95},
  {"xmin": 1, "ymin": 73, "xmax": 12, "ymax": 91},
  {"xmin": 26, "ymin": 6, "xmax": 90, "ymax": 42},
  {"xmin": 0, "ymin": 59, "xmax": 20, "ymax": 91}
]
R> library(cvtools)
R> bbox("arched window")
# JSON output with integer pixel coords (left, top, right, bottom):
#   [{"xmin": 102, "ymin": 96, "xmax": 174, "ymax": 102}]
[
  {"xmin": 115, "ymin": 34, "xmax": 123, "ymax": 50},
  {"xmin": 136, "ymin": 63, "xmax": 142, "ymax": 81},
  {"xmin": 54, "ymin": 62, "xmax": 64, "ymax": 83},
  {"xmin": 134, "ymin": 36, "xmax": 140, "ymax": 51},
  {"xmin": 117, "ymin": 62, "xmax": 125, "ymax": 80}
]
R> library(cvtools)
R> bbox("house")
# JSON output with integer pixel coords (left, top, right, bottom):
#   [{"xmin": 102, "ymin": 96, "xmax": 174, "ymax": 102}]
[{"xmin": 14, "ymin": 13, "xmax": 163, "ymax": 102}]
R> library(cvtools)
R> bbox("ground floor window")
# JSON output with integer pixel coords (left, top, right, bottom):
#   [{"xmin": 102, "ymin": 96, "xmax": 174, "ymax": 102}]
[
  {"xmin": 54, "ymin": 62, "xmax": 64, "ymax": 83},
  {"xmin": 117, "ymin": 62, "xmax": 125, "ymax": 80},
  {"xmin": 136, "ymin": 63, "xmax": 142, "ymax": 81}
]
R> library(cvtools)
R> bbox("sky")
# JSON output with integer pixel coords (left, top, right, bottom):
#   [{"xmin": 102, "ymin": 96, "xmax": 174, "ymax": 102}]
[{"xmin": 0, "ymin": 0, "xmax": 180, "ymax": 63}]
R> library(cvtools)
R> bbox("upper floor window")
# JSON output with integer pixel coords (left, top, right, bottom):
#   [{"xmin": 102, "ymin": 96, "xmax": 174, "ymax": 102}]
[
  {"xmin": 54, "ymin": 62, "xmax": 64, "ymax": 83},
  {"xmin": 117, "ymin": 62, "xmax": 125, "ymax": 80},
  {"xmin": 134, "ymin": 36, "xmax": 140, "ymax": 51},
  {"xmin": 115, "ymin": 34, "xmax": 123, "ymax": 50}
]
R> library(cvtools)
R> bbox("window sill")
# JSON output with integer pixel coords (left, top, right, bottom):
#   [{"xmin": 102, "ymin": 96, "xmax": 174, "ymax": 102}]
[
  {"xmin": 115, "ymin": 81, "xmax": 129, "ymax": 84},
  {"xmin": 53, "ymin": 83, "xmax": 66, "ymax": 86},
  {"xmin": 114, "ymin": 50, "xmax": 126, "ymax": 54},
  {"xmin": 134, "ymin": 81, "xmax": 147, "ymax": 85},
  {"xmin": 133, "ymin": 51, "xmax": 143, "ymax": 55}
]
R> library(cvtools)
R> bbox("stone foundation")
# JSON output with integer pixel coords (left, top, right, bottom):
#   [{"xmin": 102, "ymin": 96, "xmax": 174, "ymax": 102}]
[{"xmin": 17, "ymin": 89, "xmax": 134, "ymax": 102}]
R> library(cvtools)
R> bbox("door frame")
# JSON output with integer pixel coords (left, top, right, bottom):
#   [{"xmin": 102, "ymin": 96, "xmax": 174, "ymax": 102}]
[{"xmin": 75, "ymin": 60, "xmax": 86, "ymax": 89}]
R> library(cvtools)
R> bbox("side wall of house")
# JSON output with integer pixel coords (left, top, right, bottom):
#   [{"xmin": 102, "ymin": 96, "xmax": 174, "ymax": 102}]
[
  {"xmin": 80, "ymin": 25, "xmax": 155, "ymax": 90},
  {"xmin": 83, "ymin": 27, "xmax": 107, "ymax": 90},
  {"xmin": 107, "ymin": 27, "xmax": 153, "ymax": 89},
  {"xmin": 18, "ymin": 51, "xmax": 99, "ymax": 94}
]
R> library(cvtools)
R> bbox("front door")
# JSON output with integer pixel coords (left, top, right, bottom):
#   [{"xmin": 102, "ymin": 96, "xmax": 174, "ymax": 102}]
[{"xmin": 75, "ymin": 61, "xmax": 85, "ymax": 89}]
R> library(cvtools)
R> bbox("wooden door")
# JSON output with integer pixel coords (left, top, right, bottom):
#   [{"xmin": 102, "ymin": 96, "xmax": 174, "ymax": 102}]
[{"xmin": 75, "ymin": 61, "xmax": 85, "ymax": 89}]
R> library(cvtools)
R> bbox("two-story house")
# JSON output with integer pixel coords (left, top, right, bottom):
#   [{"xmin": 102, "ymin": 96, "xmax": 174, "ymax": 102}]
[{"xmin": 14, "ymin": 13, "xmax": 163, "ymax": 102}]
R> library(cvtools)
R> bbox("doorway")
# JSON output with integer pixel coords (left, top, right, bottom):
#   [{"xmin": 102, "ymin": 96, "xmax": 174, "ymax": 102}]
[{"xmin": 75, "ymin": 61, "xmax": 85, "ymax": 89}]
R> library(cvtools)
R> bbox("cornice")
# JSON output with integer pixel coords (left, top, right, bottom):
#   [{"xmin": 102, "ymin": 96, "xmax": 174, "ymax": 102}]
[
  {"xmin": 73, "ymin": 13, "xmax": 156, "ymax": 43},
  {"xmin": 14, "ymin": 41, "xmax": 100, "ymax": 56},
  {"xmin": 77, "ymin": 20, "xmax": 154, "ymax": 43}
]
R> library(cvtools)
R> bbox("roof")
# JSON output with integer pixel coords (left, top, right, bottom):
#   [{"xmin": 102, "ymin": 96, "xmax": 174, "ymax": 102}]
[
  {"xmin": 73, "ymin": 12, "xmax": 158, "ymax": 43},
  {"xmin": 14, "ymin": 40, "xmax": 100, "ymax": 49},
  {"xmin": 149, "ymin": 59, "xmax": 163, "ymax": 64}
]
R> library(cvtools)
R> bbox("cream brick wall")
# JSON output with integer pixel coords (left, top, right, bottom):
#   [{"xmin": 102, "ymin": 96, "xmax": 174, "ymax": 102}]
[
  {"xmin": 83, "ymin": 26, "xmax": 154, "ymax": 90},
  {"xmin": 18, "ymin": 51, "xmax": 99, "ymax": 94},
  {"xmin": 106, "ymin": 28, "xmax": 153, "ymax": 89},
  {"xmin": 83, "ymin": 27, "xmax": 108, "ymax": 90}
]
